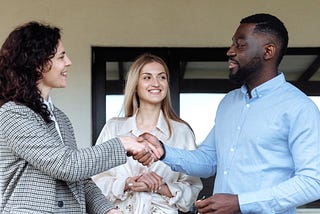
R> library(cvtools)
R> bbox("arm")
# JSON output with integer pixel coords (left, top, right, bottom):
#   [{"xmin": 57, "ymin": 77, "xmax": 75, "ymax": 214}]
[
  {"xmin": 139, "ymin": 125, "xmax": 204, "ymax": 212},
  {"xmin": 92, "ymin": 121, "xmax": 139, "ymax": 202},
  {"xmin": 159, "ymin": 127, "xmax": 203, "ymax": 212},
  {"xmin": 141, "ymin": 127, "xmax": 217, "ymax": 177},
  {"xmin": 93, "ymin": 166, "xmax": 134, "ymax": 203},
  {"xmin": 84, "ymin": 178, "xmax": 117, "ymax": 214},
  {"xmin": 0, "ymin": 105, "xmax": 127, "ymax": 181},
  {"xmin": 163, "ymin": 173, "xmax": 202, "ymax": 212}
]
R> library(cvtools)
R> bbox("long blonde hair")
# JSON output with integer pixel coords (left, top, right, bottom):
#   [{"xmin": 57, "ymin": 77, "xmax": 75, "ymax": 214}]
[{"xmin": 123, "ymin": 53, "xmax": 192, "ymax": 137}]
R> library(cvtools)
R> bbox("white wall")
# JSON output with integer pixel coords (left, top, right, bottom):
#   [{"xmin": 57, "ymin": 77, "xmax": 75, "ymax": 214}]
[{"xmin": 0, "ymin": 0, "xmax": 319, "ymax": 147}]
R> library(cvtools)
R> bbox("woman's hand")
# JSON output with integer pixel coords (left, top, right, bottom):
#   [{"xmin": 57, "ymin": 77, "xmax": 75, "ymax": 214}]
[
  {"xmin": 106, "ymin": 208, "xmax": 123, "ymax": 214},
  {"xmin": 125, "ymin": 172, "xmax": 163, "ymax": 193},
  {"xmin": 136, "ymin": 172, "xmax": 163, "ymax": 192}
]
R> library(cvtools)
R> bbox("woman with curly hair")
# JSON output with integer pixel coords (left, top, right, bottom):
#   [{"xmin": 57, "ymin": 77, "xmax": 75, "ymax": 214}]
[{"xmin": 0, "ymin": 21, "xmax": 157, "ymax": 214}]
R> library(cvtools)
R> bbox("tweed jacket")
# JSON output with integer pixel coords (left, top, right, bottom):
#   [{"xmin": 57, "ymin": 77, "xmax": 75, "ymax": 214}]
[{"xmin": 0, "ymin": 101, "xmax": 127, "ymax": 214}]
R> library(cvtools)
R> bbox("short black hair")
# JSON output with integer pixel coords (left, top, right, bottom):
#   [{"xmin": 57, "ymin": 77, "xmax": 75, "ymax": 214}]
[{"xmin": 241, "ymin": 13, "xmax": 288, "ymax": 66}]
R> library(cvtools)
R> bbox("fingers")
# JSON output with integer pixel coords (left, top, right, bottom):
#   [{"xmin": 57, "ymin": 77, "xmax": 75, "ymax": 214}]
[
  {"xmin": 118, "ymin": 133, "xmax": 164, "ymax": 165},
  {"xmin": 132, "ymin": 149, "xmax": 154, "ymax": 166},
  {"xmin": 106, "ymin": 208, "xmax": 123, "ymax": 214},
  {"xmin": 137, "ymin": 172, "xmax": 163, "ymax": 192},
  {"xmin": 125, "ymin": 173, "xmax": 163, "ymax": 193},
  {"xmin": 138, "ymin": 133, "xmax": 164, "ymax": 160},
  {"xmin": 147, "ymin": 141, "xmax": 162, "ymax": 160}
]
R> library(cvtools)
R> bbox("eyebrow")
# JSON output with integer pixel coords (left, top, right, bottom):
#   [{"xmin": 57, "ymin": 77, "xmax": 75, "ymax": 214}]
[{"xmin": 141, "ymin": 71, "xmax": 166, "ymax": 75}]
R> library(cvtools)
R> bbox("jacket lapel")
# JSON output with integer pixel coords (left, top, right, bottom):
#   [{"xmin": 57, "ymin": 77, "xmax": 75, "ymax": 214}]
[{"xmin": 52, "ymin": 108, "xmax": 82, "ymax": 205}]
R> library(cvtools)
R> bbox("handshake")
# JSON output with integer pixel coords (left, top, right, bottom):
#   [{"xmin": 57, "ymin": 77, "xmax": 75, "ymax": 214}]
[{"xmin": 118, "ymin": 133, "xmax": 165, "ymax": 166}]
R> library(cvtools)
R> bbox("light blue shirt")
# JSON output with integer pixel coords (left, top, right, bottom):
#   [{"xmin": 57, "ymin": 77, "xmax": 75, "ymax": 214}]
[{"xmin": 163, "ymin": 73, "xmax": 320, "ymax": 213}]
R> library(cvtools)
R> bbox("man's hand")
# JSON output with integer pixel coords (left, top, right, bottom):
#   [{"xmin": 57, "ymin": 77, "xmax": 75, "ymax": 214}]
[
  {"xmin": 138, "ymin": 132, "xmax": 165, "ymax": 161},
  {"xmin": 195, "ymin": 193, "xmax": 240, "ymax": 214},
  {"xmin": 118, "ymin": 136, "xmax": 154, "ymax": 166}
]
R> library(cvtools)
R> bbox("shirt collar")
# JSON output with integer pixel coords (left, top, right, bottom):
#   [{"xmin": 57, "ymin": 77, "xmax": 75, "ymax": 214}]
[
  {"xmin": 43, "ymin": 96, "xmax": 54, "ymax": 112},
  {"xmin": 240, "ymin": 72, "xmax": 286, "ymax": 99},
  {"xmin": 119, "ymin": 109, "xmax": 170, "ymax": 138}
]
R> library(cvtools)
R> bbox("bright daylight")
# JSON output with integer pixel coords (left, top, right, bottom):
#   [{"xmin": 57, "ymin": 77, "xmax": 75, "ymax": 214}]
[{"xmin": 106, "ymin": 94, "xmax": 320, "ymax": 145}]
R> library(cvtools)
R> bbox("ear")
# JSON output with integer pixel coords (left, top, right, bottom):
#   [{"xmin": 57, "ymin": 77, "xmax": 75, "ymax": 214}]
[{"xmin": 263, "ymin": 43, "xmax": 276, "ymax": 60}]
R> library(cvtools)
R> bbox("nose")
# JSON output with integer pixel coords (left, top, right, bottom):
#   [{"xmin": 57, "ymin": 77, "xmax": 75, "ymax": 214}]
[
  {"xmin": 226, "ymin": 46, "xmax": 236, "ymax": 57},
  {"xmin": 65, "ymin": 55, "xmax": 72, "ymax": 66},
  {"xmin": 152, "ymin": 77, "xmax": 160, "ymax": 86}
]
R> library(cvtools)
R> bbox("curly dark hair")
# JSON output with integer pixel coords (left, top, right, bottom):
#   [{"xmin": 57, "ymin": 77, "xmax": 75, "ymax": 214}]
[
  {"xmin": 0, "ymin": 21, "xmax": 61, "ymax": 123},
  {"xmin": 241, "ymin": 13, "xmax": 289, "ymax": 66}
]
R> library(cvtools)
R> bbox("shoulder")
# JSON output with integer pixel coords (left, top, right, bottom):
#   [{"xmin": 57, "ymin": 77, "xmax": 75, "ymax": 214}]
[
  {"xmin": 105, "ymin": 117, "xmax": 127, "ymax": 129},
  {"xmin": 169, "ymin": 119, "xmax": 196, "ymax": 146},
  {"xmin": 1, "ymin": 101, "xmax": 30, "ymax": 113},
  {"xmin": 0, "ymin": 101, "xmax": 39, "ymax": 120},
  {"xmin": 53, "ymin": 105, "xmax": 70, "ymax": 120},
  {"xmin": 171, "ymin": 120, "xmax": 193, "ymax": 133},
  {"xmin": 96, "ymin": 117, "xmax": 128, "ymax": 144},
  {"xmin": 53, "ymin": 106, "xmax": 74, "ymax": 128},
  {"xmin": 282, "ymin": 82, "xmax": 318, "ymax": 110}
]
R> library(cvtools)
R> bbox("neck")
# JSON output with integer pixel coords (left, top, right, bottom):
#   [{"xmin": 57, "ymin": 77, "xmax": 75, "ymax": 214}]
[
  {"xmin": 136, "ymin": 105, "xmax": 161, "ymax": 132},
  {"xmin": 246, "ymin": 69, "xmax": 278, "ymax": 97},
  {"xmin": 38, "ymin": 83, "xmax": 51, "ymax": 101}
]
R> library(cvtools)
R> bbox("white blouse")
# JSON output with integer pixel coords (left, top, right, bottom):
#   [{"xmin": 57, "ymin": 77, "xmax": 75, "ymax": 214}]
[{"xmin": 92, "ymin": 111, "xmax": 202, "ymax": 214}]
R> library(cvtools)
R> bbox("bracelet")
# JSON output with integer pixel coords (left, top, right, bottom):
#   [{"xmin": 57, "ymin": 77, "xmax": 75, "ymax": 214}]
[{"xmin": 159, "ymin": 140, "xmax": 166, "ymax": 160}]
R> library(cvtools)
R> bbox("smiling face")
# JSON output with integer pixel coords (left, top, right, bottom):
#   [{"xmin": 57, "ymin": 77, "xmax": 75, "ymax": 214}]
[
  {"xmin": 136, "ymin": 61, "xmax": 168, "ymax": 108},
  {"xmin": 37, "ymin": 40, "xmax": 72, "ymax": 99},
  {"xmin": 227, "ymin": 23, "xmax": 265, "ymax": 84}
]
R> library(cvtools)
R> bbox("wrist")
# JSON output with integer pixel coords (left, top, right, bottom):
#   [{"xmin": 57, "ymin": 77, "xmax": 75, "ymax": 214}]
[
  {"xmin": 157, "ymin": 183, "xmax": 172, "ymax": 198},
  {"xmin": 159, "ymin": 140, "xmax": 166, "ymax": 160}
]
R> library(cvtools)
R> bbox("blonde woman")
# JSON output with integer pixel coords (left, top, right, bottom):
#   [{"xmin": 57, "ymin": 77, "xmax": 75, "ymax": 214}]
[{"xmin": 93, "ymin": 53, "xmax": 202, "ymax": 214}]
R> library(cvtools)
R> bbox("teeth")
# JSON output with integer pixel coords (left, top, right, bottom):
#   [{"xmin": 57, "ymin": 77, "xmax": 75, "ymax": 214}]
[
  {"xmin": 229, "ymin": 63, "xmax": 236, "ymax": 69},
  {"xmin": 228, "ymin": 61, "xmax": 237, "ymax": 69},
  {"xmin": 149, "ymin": 89, "xmax": 160, "ymax": 93}
]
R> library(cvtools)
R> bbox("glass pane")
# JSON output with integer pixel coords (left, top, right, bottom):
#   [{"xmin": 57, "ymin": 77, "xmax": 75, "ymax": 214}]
[
  {"xmin": 106, "ymin": 61, "xmax": 133, "ymax": 80},
  {"xmin": 310, "ymin": 96, "xmax": 320, "ymax": 109},
  {"xmin": 106, "ymin": 95, "xmax": 124, "ymax": 121},
  {"xmin": 182, "ymin": 61, "xmax": 229, "ymax": 79},
  {"xmin": 180, "ymin": 93, "xmax": 226, "ymax": 145}
]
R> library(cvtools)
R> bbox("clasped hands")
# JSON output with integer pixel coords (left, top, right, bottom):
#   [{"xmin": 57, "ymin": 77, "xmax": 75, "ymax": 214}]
[{"xmin": 118, "ymin": 132, "xmax": 164, "ymax": 166}]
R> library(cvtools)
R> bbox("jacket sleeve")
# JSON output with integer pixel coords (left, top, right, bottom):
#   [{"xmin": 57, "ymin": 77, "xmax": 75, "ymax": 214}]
[
  {"xmin": 84, "ymin": 178, "xmax": 116, "ymax": 214},
  {"xmin": 0, "ymin": 103, "xmax": 127, "ymax": 182}
]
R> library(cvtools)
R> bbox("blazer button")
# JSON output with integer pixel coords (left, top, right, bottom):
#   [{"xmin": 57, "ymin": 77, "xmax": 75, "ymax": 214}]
[{"xmin": 58, "ymin": 201, "xmax": 64, "ymax": 207}]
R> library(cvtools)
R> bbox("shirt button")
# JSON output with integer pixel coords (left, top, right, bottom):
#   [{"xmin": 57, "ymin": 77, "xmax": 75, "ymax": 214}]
[
  {"xmin": 58, "ymin": 201, "xmax": 64, "ymax": 207},
  {"xmin": 237, "ymin": 126, "xmax": 241, "ymax": 130},
  {"xmin": 246, "ymin": 104, "xmax": 250, "ymax": 108},
  {"xmin": 230, "ymin": 148, "xmax": 234, "ymax": 152},
  {"xmin": 224, "ymin": 171, "xmax": 228, "ymax": 175}
]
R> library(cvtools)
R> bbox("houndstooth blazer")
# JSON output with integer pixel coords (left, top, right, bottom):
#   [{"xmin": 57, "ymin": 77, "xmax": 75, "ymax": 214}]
[{"xmin": 0, "ymin": 101, "xmax": 127, "ymax": 214}]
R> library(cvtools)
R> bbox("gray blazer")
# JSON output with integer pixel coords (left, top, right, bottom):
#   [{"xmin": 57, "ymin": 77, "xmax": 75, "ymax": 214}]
[{"xmin": 0, "ymin": 101, "xmax": 127, "ymax": 213}]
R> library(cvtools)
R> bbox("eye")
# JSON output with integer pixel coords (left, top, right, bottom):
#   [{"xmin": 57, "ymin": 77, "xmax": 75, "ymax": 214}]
[
  {"xmin": 159, "ymin": 74, "xmax": 167, "ymax": 80},
  {"xmin": 142, "ymin": 75, "xmax": 151, "ymax": 80},
  {"xmin": 236, "ymin": 41, "xmax": 246, "ymax": 49}
]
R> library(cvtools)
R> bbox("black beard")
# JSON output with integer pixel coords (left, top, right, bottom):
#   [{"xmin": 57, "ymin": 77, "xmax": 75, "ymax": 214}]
[{"xmin": 229, "ymin": 56, "xmax": 262, "ymax": 85}]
